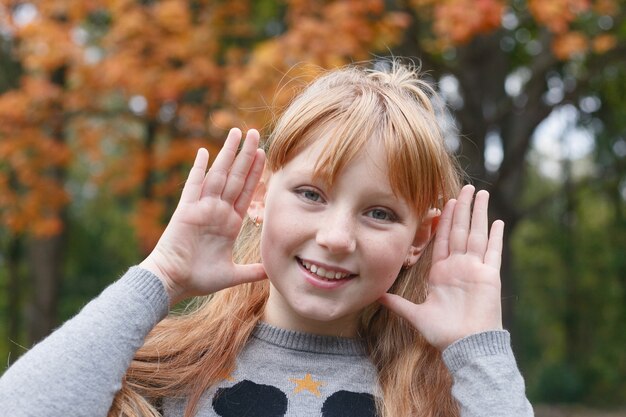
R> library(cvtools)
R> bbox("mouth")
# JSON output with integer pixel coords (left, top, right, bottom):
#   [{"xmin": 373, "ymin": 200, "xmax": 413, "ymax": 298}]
[{"xmin": 296, "ymin": 257, "xmax": 356, "ymax": 282}]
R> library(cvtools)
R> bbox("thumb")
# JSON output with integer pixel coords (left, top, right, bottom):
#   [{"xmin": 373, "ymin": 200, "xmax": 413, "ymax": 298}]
[
  {"xmin": 378, "ymin": 293, "xmax": 426, "ymax": 331},
  {"xmin": 232, "ymin": 263, "xmax": 267, "ymax": 286}
]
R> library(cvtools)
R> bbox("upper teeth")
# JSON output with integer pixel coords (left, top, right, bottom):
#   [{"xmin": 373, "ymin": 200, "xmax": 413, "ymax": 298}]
[{"xmin": 301, "ymin": 260, "xmax": 350, "ymax": 280}]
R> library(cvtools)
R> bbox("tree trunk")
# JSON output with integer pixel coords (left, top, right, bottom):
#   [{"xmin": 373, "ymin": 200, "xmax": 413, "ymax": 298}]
[
  {"xmin": 6, "ymin": 236, "xmax": 24, "ymax": 359},
  {"xmin": 24, "ymin": 64, "xmax": 69, "ymax": 346},
  {"xmin": 25, "ymin": 232, "xmax": 66, "ymax": 345}
]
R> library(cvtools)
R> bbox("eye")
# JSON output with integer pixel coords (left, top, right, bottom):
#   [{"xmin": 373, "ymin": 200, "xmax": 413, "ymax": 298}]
[
  {"xmin": 366, "ymin": 208, "xmax": 397, "ymax": 222},
  {"xmin": 295, "ymin": 188, "xmax": 325, "ymax": 203}
]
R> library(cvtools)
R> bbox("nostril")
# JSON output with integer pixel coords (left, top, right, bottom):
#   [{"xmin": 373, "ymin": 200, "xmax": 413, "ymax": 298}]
[{"xmin": 316, "ymin": 230, "xmax": 355, "ymax": 252}]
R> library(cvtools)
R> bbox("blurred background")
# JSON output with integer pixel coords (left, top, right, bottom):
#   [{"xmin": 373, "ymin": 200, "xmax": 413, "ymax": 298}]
[{"xmin": 0, "ymin": 0, "xmax": 624, "ymax": 414}]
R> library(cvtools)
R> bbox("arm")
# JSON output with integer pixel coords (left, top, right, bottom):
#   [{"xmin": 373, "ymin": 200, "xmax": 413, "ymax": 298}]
[
  {"xmin": 0, "ymin": 267, "xmax": 168, "ymax": 417},
  {"xmin": 380, "ymin": 185, "xmax": 533, "ymax": 415},
  {"xmin": 0, "ymin": 128, "xmax": 267, "ymax": 416},
  {"xmin": 443, "ymin": 331, "xmax": 534, "ymax": 416}
]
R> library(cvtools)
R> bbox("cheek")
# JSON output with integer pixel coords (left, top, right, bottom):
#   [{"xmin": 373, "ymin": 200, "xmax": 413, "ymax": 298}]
[
  {"xmin": 362, "ymin": 237, "xmax": 407, "ymax": 287},
  {"xmin": 259, "ymin": 223, "xmax": 281, "ymax": 269},
  {"xmin": 261, "ymin": 193, "xmax": 311, "ymax": 254},
  {"xmin": 376, "ymin": 262, "xmax": 403, "ymax": 292},
  {"xmin": 259, "ymin": 205, "xmax": 300, "ymax": 278}
]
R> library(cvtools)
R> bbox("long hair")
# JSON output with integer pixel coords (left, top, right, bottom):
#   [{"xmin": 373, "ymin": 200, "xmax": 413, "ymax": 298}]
[{"xmin": 109, "ymin": 60, "xmax": 462, "ymax": 417}]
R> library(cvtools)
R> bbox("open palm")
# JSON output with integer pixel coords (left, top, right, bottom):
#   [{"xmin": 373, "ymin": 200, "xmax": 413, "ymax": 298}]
[
  {"xmin": 140, "ymin": 128, "xmax": 267, "ymax": 306},
  {"xmin": 380, "ymin": 185, "xmax": 504, "ymax": 350}
]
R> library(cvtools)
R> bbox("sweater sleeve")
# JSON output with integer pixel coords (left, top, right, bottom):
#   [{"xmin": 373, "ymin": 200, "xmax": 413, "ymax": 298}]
[
  {"xmin": 442, "ymin": 330, "xmax": 534, "ymax": 417},
  {"xmin": 0, "ymin": 266, "xmax": 170, "ymax": 417}
]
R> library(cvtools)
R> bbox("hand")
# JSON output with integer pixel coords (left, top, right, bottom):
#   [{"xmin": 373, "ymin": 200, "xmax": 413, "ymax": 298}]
[
  {"xmin": 379, "ymin": 185, "xmax": 504, "ymax": 350},
  {"xmin": 140, "ymin": 128, "xmax": 267, "ymax": 306}
]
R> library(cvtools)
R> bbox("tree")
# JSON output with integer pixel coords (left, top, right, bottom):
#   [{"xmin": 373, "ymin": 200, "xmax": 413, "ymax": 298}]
[
  {"xmin": 393, "ymin": 0, "xmax": 624, "ymax": 329},
  {"xmin": 391, "ymin": 0, "xmax": 625, "ymax": 404},
  {"xmin": 0, "ymin": 1, "xmax": 73, "ymax": 347},
  {"xmin": 0, "ymin": 0, "xmax": 408, "ymax": 349}
]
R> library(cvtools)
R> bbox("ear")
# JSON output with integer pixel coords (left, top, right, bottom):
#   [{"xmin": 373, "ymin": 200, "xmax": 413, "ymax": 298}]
[
  {"xmin": 406, "ymin": 208, "xmax": 441, "ymax": 266},
  {"xmin": 246, "ymin": 175, "xmax": 268, "ymax": 223}
]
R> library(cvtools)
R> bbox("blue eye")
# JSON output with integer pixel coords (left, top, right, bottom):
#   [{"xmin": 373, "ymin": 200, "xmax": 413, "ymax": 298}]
[
  {"xmin": 296, "ymin": 188, "xmax": 324, "ymax": 203},
  {"xmin": 367, "ymin": 208, "xmax": 396, "ymax": 222}
]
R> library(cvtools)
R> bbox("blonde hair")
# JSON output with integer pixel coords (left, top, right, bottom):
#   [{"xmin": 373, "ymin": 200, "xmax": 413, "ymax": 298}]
[{"xmin": 109, "ymin": 60, "xmax": 462, "ymax": 417}]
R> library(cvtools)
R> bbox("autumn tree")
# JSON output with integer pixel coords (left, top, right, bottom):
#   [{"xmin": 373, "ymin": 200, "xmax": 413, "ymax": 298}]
[
  {"xmin": 0, "ymin": 0, "xmax": 409, "ymax": 351},
  {"xmin": 0, "ymin": 1, "xmax": 75, "ymax": 347},
  {"xmin": 391, "ymin": 0, "xmax": 625, "ymax": 402},
  {"xmin": 390, "ymin": 0, "xmax": 624, "ymax": 328}
]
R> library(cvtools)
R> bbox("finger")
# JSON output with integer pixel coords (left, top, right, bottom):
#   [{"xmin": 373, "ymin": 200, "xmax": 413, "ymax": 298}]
[
  {"xmin": 449, "ymin": 184, "xmax": 475, "ymax": 253},
  {"xmin": 203, "ymin": 128, "xmax": 242, "ymax": 198},
  {"xmin": 234, "ymin": 149, "xmax": 266, "ymax": 216},
  {"xmin": 179, "ymin": 148, "xmax": 209, "ymax": 204},
  {"xmin": 466, "ymin": 190, "xmax": 490, "ymax": 258},
  {"xmin": 484, "ymin": 220, "xmax": 504, "ymax": 269},
  {"xmin": 378, "ymin": 293, "xmax": 423, "ymax": 329},
  {"xmin": 231, "ymin": 263, "xmax": 267, "ymax": 287},
  {"xmin": 431, "ymin": 198, "xmax": 456, "ymax": 263},
  {"xmin": 221, "ymin": 129, "xmax": 261, "ymax": 204}
]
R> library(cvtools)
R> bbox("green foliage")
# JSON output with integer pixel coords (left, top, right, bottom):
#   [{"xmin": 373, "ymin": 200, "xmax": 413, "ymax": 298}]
[
  {"xmin": 60, "ymin": 195, "xmax": 141, "ymax": 321},
  {"xmin": 534, "ymin": 363, "xmax": 584, "ymax": 403},
  {"xmin": 512, "ymin": 169, "xmax": 626, "ymax": 405}
]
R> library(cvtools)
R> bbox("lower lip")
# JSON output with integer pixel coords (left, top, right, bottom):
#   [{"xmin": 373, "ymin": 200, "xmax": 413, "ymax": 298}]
[{"xmin": 297, "ymin": 259, "xmax": 355, "ymax": 290}]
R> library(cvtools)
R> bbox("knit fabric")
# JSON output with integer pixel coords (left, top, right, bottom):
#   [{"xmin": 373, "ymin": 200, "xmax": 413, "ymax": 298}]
[
  {"xmin": 0, "ymin": 267, "xmax": 533, "ymax": 417},
  {"xmin": 163, "ymin": 322, "xmax": 379, "ymax": 417}
]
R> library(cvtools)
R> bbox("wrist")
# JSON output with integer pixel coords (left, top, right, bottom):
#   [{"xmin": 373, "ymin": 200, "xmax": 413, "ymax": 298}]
[
  {"xmin": 442, "ymin": 330, "xmax": 511, "ymax": 373},
  {"xmin": 139, "ymin": 258, "xmax": 186, "ymax": 307}
]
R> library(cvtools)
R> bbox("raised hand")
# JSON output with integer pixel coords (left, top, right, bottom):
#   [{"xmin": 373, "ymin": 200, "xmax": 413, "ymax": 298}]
[
  {"xmin": 379, "ymin": 185, "xmax": 505, "ymax": 350},
  {"xmin": 140, "ymin": 128, "xmax": 267, "ymax": 306}
]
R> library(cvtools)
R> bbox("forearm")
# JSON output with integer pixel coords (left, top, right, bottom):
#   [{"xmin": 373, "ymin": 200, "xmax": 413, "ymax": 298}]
[
  {"xmin": 0, "ymin": 267, "xmax": 169, "ymax": 417},
  {"xmin": 443, "ymin": 331, "xmax": 534, "ymax": 417}
]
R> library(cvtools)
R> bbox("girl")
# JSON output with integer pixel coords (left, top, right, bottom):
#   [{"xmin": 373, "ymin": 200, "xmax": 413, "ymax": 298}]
[{"xmin": 0, "ymin": 61, "xmax": 533, "ymax": 417}]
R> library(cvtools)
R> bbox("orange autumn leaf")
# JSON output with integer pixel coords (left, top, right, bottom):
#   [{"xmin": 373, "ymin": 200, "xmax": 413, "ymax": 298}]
[
  {"xmin": 528, "ymin": 0, "xmax": 590, "ymax": 34},
  {"xmin": 132, "ymin": 199, "xmax": 166, "ymax": 254},
  {"xmin": 0, "ymin": 90, "xmax": 30, "ymax": 123},
  {"xmin": 22, "ymin": 76, "xmax": 63, "ymax": 104},
  {"xmin": 410, "ymin": 0, "xmax": 438, "ymax": 6},
  {"xmin": 16, "ymin": 19, "xmax": 78, "ymax": 72},
  {"xmin": 552, "ymin": 31, "xmax": 589, "ymax": 59},
  {"xmin": 433, "ymin": 0, "xmax": 505, "ymax": 45},
  {"xmin": 155, "ymin": 139, "xmax": 198, "ymax": 171},
  {"xmin": 153, "ymin": 0, "xmax": 191, "ymax": 34},
  {"xmin": 592, "ymin": 34, "xmax": 617, "ymax": 54},
  {"xmin": 592, "ymin": 0, "xmax": 619, "ymax": 15},
  {"xmin": 31, "ymin": 217, "xmax": 64, "ymax": 237},
  {"xmin": 209, "ymin": 109, "xmax": 239, "ymax": 134}
]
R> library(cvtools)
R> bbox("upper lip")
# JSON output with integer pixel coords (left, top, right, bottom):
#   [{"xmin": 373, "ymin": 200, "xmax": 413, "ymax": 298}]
[{"xmin": 297, "ymin": 257, "xmax": 356, "ymax": 276}]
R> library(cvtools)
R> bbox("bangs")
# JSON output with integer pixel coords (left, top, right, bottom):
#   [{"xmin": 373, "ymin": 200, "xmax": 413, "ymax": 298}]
[{"xmin": 266, "ymin": 66, "xmax": 457, "ymax": 217}]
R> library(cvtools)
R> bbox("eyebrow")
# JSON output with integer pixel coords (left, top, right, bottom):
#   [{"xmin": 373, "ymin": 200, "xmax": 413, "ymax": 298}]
[{"xmin": 292, "ymin": 170, "xmax": 402, "ymax": 202}]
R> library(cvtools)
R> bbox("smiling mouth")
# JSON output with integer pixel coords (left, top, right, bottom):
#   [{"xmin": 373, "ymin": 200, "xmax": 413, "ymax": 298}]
[{"xmin": 297, "ymin": 257, "xmax": 356, "ymax": 281}]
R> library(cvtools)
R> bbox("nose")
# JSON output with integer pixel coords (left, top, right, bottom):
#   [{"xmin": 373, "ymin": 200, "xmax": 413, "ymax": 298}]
[{"xmin": 316, "ymin": 210, "xmax": 357, "ymax": 254}]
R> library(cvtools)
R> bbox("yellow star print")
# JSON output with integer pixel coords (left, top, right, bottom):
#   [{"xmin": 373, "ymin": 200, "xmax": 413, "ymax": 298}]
[{"xmin": 289, "ymin": 373, "xmax": 325, "ymax": 397}]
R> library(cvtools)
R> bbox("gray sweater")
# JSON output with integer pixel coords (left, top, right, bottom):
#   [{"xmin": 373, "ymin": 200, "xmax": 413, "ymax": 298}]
[{"xmin": 0, "ymin": 267, "xmax": 534, "ymax": 416}]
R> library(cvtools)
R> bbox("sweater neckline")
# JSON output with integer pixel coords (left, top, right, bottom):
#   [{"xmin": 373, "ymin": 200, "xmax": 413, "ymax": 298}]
[{"xmin": 252, "ymin": 322, "xmax": 368, "ymax": 356}]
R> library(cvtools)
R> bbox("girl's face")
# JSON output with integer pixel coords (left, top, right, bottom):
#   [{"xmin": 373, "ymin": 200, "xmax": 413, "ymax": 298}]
[{"xmin": 257, "ymin": 134, "xmax": 432, "ymax": 337}]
